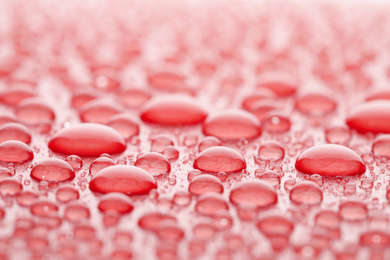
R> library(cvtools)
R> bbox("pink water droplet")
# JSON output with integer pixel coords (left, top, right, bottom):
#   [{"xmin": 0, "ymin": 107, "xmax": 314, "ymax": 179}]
[
  {"xmin": 147, "ymin": 71, "xmax": 185, "ymax": 91},
  {"xmin": 295, "ymin": 92, "xmax": 338, "ymax": 115},
  {"xmin": 325, "ymin": 126, "xmax": 352, "ymax": 144},
  {"xmin": 262, "ymin": 113, "xmax": 291, "ymax": 134},
  {"xmin": 73, "ymin": 224, "xmax": 95, "ymax": 240},
  {"xmin": 111, "ymin": 249, "xmax": 133, "ymax": 260},
  {"xmin": 258, "ymin": 141, "xmax": 285, "ymax": 161},
  {"xmin": 89, "ymin": 157, "xmax": 116, "ymax": 175},
  {"xmin": 48, "ymin": 123, "xmax": 126, "ymax": 156},
  {"xmin": 140, "ymin": 95, "xmax": 207, "ymax": 125},
  {"xmin": 257, "ymin": 171, "xmax": 281, "ymax": 187},
  {"xmin": 188, "ymin": 175, "xmax": 224, "ymax": 195},
  {"xmin": 65, "ymin": 155, "xmax": 82, "ymax": 170},
  {"xmin": 256, "ymin": 215, "xmax": 294, "ymax": 237},
  {"xmin": 30, "ymin": 158, "xmax": 75, "ymax": 182},
  {"xmin": 92, "ymin": 68, "xmax": 120, "ymax": 92},
  {"xmin": 17, "ymin": 191, "xmax": 38, "ymax": 207},
  {"xmin": 0, "ymin": 114, "xmax": 18, "ymax": 126},
  {"xmin": 195, "ymin": 193, "xmax": 229, "ymax": 217},
  {"xmin": 120, "ymin": 88, "xmax": 151, "ymax": 108},
  {"xmin": 372, "ymin": 135, "xmax": 390, "ymax": 157},
  {"xmin": 0, "ymin": 167, "xmax": 12, "ymax": 180},
  {"xmin": 98, "ymin": 192, "xmax": 134, "ymax": 214},
  {"xmin": 89, "ymin": 165, "xmax": 157, "ymax": 195},
  {"xmin": 79, "ymin": 99, "xmax": 122, "ymax": 124},
  {"xmin": 71, "ymin": 90, "xmax": 98, "ymax": 109},
  {"xmin": 107, "ymin": 114, "xmax": 139, "ymax": 139},
  {"xmin": 229, "ymin": 180, "xmax": 277, "ymax": 208},
  {"xmin": 173, "ymin": 191, "xmax": 191, "ymax": 207},
  {"xmin": 151, "ymin": 135, "xmax": 174, "ymax": 153},
  {"xmin": 366, "ymin": 90, "xmax": 390, "ymax": 101},
  {"xmin": 295, "ymin": 144, "xmax": 366, "ymax": 177},
  {"xmin": 241, "ymin": 88, "xmax": 276, "ymax": 111},
  {"xmin": 138, "ymin": 212, "xmax": 177, "ymax": 231},
  {"xmin": 187, "ymin": 169, "xmax": 202, "ymax": 181},
  {"xmin": 250, "ymin": 100, "xmax": 279, "ymax": 122},
  {"xmin": 0, "ymin": 178, "xmax": 23, "ymax": 196},
  {"xmin": 360, "ymin": 231, "xmax": 390, "ymax": 248},
  {"xmin": 135, "ymin": 152, "xmax": 171, "ymax": 176},
  {"xmin": 0, "ymin": 140, "xmax": 34, "ymax": 162},
  {"xmin": 315, "ymin": 210, "xmax": 341, "ymax": 229},
  {"xmin": 339, "ymin": 201, "xmax": 368, "ymax": 222},
  {"xmin": 203, "ymin": 110, "xmax": 261, "ymax": 140},
  {"xmin": 30, "ymin": 200, "xmax": 58, "ymax": 217},
  {"xmin": 346, "ymin": 101, "xmax": 390, "ymax": 134},
  {"xmin": 193, "ymin": 222, "xmax": 216, "ymax": 240},
  {"xmin": 289, "ymin": 181, "xmax": 323, "ymax": 205},
  {"xmin": 156, "ymin": 223, "xmax": 185, "ymax": 242},
  {"xmin": 258, "ymin": 81, "xmax": 297, "ymax": 97},
  {"xmin": 198, "ymin": 136, "xmax": 222, "ymax": 152},
  {"xmin": 64, "ymin": 203, "xmax": 90, "ymax": 222},
  {"xmin": 193, "ymin": 147, "xmax": 246, "ymax": 173},
  {"xmin": 0, "ymin": 87, "xmax": 35, "ymax": 107},
  {"xmin": 56, "ymin": 185, "xmax": 79, "ymax": 203},
  {"xmin": 15, "ymin": 98, "xmax": 55, "ymax": 125}
]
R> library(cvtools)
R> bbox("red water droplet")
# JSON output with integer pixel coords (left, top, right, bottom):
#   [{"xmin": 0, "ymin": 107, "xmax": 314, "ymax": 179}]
[
  {"xmin": 241, "ymin": 88, "xmax": 276, "ymax": 111},
  {"xmin": 111, "ymin": 249, "xmax": 133, "ymax": 260},
  {"xmin": 140, "ymin": 95, "xmax": 207, "ymax": 125},
  {"xmin": 250, "ymin": 100, "xmax": 279, "ymax": 122},
  {"xmin": 195, "ymin": 193, "xmax": 229, "ymax": 217},
  {"xmin": 89, "ymin": 165, "xmax": 157, "ymax": 195},
  {"xmin": 15, "ymin": 98, "xmax": 55, "ymax": 125},
  {"xmin": 162, "ymin": 146, "xmax": 179, "ymax": 161},
  {"xmin": 17, "ymin": 191, "xmax": 38, "ymax": 207},
  {"xmin": 0, "ymin": 114, "xmax": 18, "ymax": 126},
  {"xmin": 135, "ymin": 152, "xmax": 171, "ymax": 176},
  {"xmin": 262, "ymin": 113, "xmax": 291, "ymax": 134},
  {"xmin": 295, "ymin": 92, "xmax": 338, "ymax": 115},
  {"xmin": 48, "ymin": 123, "xmax": 126, "ymax": 156},
  {"xmin": 56, "ymin": 185, "xmax": 79, "ymax": 203},
  {"xmin": 198, "ymin": 136, "xmax": 222, "ymax": 152},
  {"xmin": 193, "ymin": 147, "xmax": 246, "ymax": 173},
  {"xmin": 64, "ymin": 203, "xmax": 90, "ymax": 222},
  {"xmin": 0, "ymin": 167, "xmax": 12, "ymax": 180},
  {"xmin": 188, "ymin": 175, "xmax": 224, "ymax": 195},
  {"xmin": 0, "ymin": 87, "xmax": 35, "ymax": 107},
  {"xmin": 151, "ymin": 135, "xmax": 174, "ymax": 153},
  {"xmin": 0, "ymin": 207, "xmax": 5, "ymax": 221},
  {"xmin": 120, "ymin": 88, "xmax": 151, "ymax": 108},
  {"xmin": 173, "ymin": 191, "xmax": 191, "ymax": 207},
  {"xmin": 230, "ymin": 180, "xmax": 277, "ymax": 208},
  {"xmin": 98, "ymin": 192, "xmax": 134, "ymax": 214},
  {"xmin": 289, "ymin": 182, "xmax": 322, "ymax": 205},
  {"xmin": 258, "ymin": 81, "xmax": 297, "ymax": 97},
  {"xmin": 257, "ymin": 171, "xmax": 281, "ymax": 187},
  {"xmin": 360, "ymin": 231, "xmax": 390, "ymax": 248},
  {"xmin": 79, "ymin": 99, "xmax": 122, "ymax": 124},
  {"xmin": 372, "ymin": 135, "xmax": 390, "ymax": 157},
  {"xmin": 258, "ymin": 141, "xmax": 285, "ymax": 161},
  {"xmin": 0, "ymin": 140, "xmax": 34, "ymax": 163},
  {"xmin": 156, "ymin": 223, "xmax": 185, "ymax": 242},
  {"xmin": 315, "ymin": 210, "xmax": 341, "ymax": 229},
  {"xmin": 30, "ymin": 158, "xmax": 75, "ymax": 182},
  {"xmin": 89, "ymin": 157, "xmax": 116, "ymax": 175},
  {"xmin": 138, "ymin": 212, "xmax": 177, "ymax": 231},
  {"xmin": 295, "ymin": 144, "xmax": 366, "ymax": 177},
  {"xmin": 0, "ymin": 178, "xmax": 23, "ymax": 196},
  {"xmin": 325, "ymin": 126, "xmax": 352, "ymax": 144},
  {"xmin": 73, "ymin": 224, "xmax": 95, "ymax": 240},
  {"xmin": 346, "ymin": 101, "xmax": 390, "ymax": 134},
  {"xmin": 107, "ymin": 114, "xmax": 139, "ymax": 139},
  {"xmin": 256, "ymin": 215, "xmax": 294, "ymax": 237},
  {"xmin": 65, "ymin": 155, "xmax": 82, "ymax": 170},
  {"xmin": 30, "ymin": 200, "xmax": 58, "ymax": 217},
  {"xmin": 71, "ymin": 90, "xmax": 98, "ymax": 109},
  {"xmin": 147, "ymin": 71, "xmax": 185, "ymax": 91},
  {"xmin": 366, "ymin": 89, "xmax": 390, "ymax": 101},
  {"xmin": 339, "ymin": 201, "xmax": 368, "ymax": 222},
  {"xmin": 203, "ymin": 110, "xmax": 261, "ymax": 140}
]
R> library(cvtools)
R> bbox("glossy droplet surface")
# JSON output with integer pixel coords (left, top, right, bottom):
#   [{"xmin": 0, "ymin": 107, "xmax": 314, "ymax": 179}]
[
  {"xmin": 140, "ymin": 95, "xmax": 207, "ymax": 125},
  {"xmin": 89, "ymin": 157, "xmax": 116, "ymax": 175},
  {"xmin": 0, "ymin": 123, "xmax": 31, "ymax": 144},
  {"xmin": 147, "ymin": 72, "xmax": 185, "ymax": 91},
  {"xmin": 203, "ymin": 110, "xmax": 261, "ymax": 140},
  {"xmin": 120, "ymin": 88, "xmax": 151, "ymax": 108},
  {"xmin": 15, "ymin": 98, "xmax": 55, "ymax": 125},
  {"xmin": 258, "ymin": 141, "xmax": 285, "ymax": 161},
  {"xmin": 198, "ymin": 136, "xmax": 221, "ymax": 152},
  {"xmin": 188, "ymin": 175, "xmax": 224, "ymax": 195},
  {"xmin": 289, "ymin": 182, "xmax": 323, "ymax": 205},
  {"xmin": 79, "ymin": 99, "xmax": 122, "ymax": 124},
  {"xmin": 339, "ymin": 201, "xmax": 368, "ymax": 222},
  {"xmin": 262, "ymin": 113, "xmax": 291, "ymax": 134},
  {"xmin": 360, "ymin": 231, "xmax": 390, "ymax": 248},
  {"xmin": 229, "ymin": 180, "xmax": 277, "ymax": 208},
  {"xmin": 295, "ymin": 144, "xmax": 366, "ymax": 177},
  {"xmin": 0, "ymin": 140, "xmax": 34, "ymax": 162},
  {"xmin": 195, "ymin": 194, "xmax": 229, "ymax": 217},
  {"xmin": 295, "ymin": 92, "xmax": 338, "ymax": 115},
  {"xmin": 107, "ymin": 114, "xmax": 139, "ymax": 139},
  {"xmin": 241, "ymin": 88, "xmax": 276, "ymax": 111},
  {"xmin": 135, "ymin": 152, "xmax": 171, "ymax": 176},
  {"xmin": 30, "ymin": 200, "xmax": 58, "ymax": 217},
  {"xmin": 89, "ymin": 165, "xmax": 157, "ymax": 195},
  {"xmin": 325, "ymin": 126, "xmax": 352, "ymax": 144},
  {"xmin": 372, "ymin": 135, "xmax": 390, "ymax": 157},
  {"xmin": 48, "ymin": 123, "xmax": 126, "ymax": 156},
  {"xmin": 30, "ymin": 158, "xmax": 75, "ymax": 182},
  {"xmin": 56, "ymin": 186, "xmax": 79, "ymax": 203},
  {"xmin": 98, "ymin": 193, "xmax": 134, "ymax": 214},
  {"xmin": 0, "ymin": 87, "xmax": 35, "ymax": 107},
  {"xmin": 346, "ymin": 101, "xmax": 390, "ymax": 134},
  {"xmin": 138, "ymin": 212, "xmax": 177, "ymax": 231},
  {"xmin": 0, "ymin": 178, "xmax": 23, "ymax": 196},
  {"xmin": 256, "ymin": 216, "xmax": 294, "ymax": 237},
  {"xmin": 193, "ymin": 147, "xmax": 246, "ymax": 173}
]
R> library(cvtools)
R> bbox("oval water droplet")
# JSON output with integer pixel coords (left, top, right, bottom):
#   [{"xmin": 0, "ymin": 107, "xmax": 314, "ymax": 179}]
[
  {"xmin": 79, "ymin": 99, "xmax": 122, "ymax": 124},
  {"xmin": 135, "ymin": 152, "xmax": 171, "ymax": 176},
  {"xmin": 258, "ymin": 81, "xmax": 297, "ymax": 97},
  {"xmin": 295, "ymin": 92, "xmax": 338, "ymax": 115},
  {"xmin": 0, "ymin": 87, "xmax": 35, "ymax": 107},
  {"xmin": 0, "ymin": 140, "xmax": 34, "ymax": 162},
  {"xmin": 0, "ymin": 122, "xmax": 31, "ymax": 144},
  {"xmin": 256, "ymin": 215, "xmax": 294, "ymax": 237},
  {"xmin": 138, "ymin": 212, "xmax": 177, "ymax": 231},
  {"xmin": 188, "ymin": 175, "xmax": 224, "ymax": 195},
  {"xmin": 229, "ymin": 180, "xmax": 278, "ymax": 208},
  {"xmin": 147, "ymin": 71, "xmax": 185, "ymax": 91},
  {"xmin": 15, "ymin": 98, "xmax": 55, "ymax": 125},
  {"xmin": 0, "ymin": 178, "xmax": 23, "ymax": 196},
  {"xmin": 289, "ymin": 182, "xmax": 323, "ymax": 205},
  {"xmin": 241, "ymin": 88, "xmax": 276, "ymax": 111},
  {"xmin": 372, "ymin": 135, "xmax": 390, "ymax": 157},
  {"xmin": 195, "ymin": 193, "xmax": 229, "ymax": 217},
  {"xmin": 98, "ymin": 192, "xmax": 134, "ymax": 214},
  {"xmin": 339, "ymin": 201, "xmax": 368, "ymax": 222},
  {"xmin": 107, "ymin": 114, "xmax": 139, "ymax": 140},
  {"xmin": 120, "ymin": 88, "xmax": 151, "ymax": 108},
  {"xmin": 193, "ymin": 147, "xmax": 246, "ymax": 173},
  {"xmin": 89, "ymin": 157, "xmax": 116, "ymax": 175},
  {"xmin": 30, "ymin": 158, "xmax": 75, "ymax": 182},
  {"xmin": 258, "ymin": 141, "xmax": 285, "ymax": 161}
]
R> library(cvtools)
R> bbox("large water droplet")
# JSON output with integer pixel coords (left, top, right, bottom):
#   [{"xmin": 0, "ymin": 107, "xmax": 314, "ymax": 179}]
[
  {"xmin": 0, "ymin": 140, "xmax": 34, "ymax": 162},
  {"xmin": 339, "ymin": 201, "xmax": 368, "ymax": 222},
  {"xmin": 15, "ymin": 98, "xmax": 55, "ymax": 125},
  {"xmin": 188, "ymin": 175, "xmax": 224, "ymax": 195},
  {"xmin": 0, "ymin": 122, "xmax": 31, "ymax": 144},
  {"xmin": 135, "ymin": 152, "xmax": 171, "ymax": 176},
  {"xmin": 193, "ymin": 147, "xmax": 246, "ymax": 173},
  {"xmin": 30, "ymin": 158, "xmax": 75, "ymax": 182},
  {"xmin": 289, "ymin": 182, "xmax": 323, "ymax": 205},
  {"xmin": 98, "ymin": 193, "xmax": 134, "ymax": 214},
  {"xmin": 229, "ymin": 180, "xmax": 277, "ymax": 208}
]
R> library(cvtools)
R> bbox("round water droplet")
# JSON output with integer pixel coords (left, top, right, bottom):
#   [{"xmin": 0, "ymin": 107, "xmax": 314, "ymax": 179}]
[
  {"xmin": 162, "ymin": 146, "xmax": 179, "ymax": 161},
  {"xmin": 0, "ymin": 178, "xmax": 23, "ymax": 196},
  {"xmin": 15, "ymin": 98, "xmax": 55, "ymax": 125},
  {"xmin": 188, "ymin": 175, "xmax": 224, "ymax": 195},
  {"xmin": 295, "ymin": 144, "xmax": 366, "ymax": 177},
  {"xmin": 56, "ymin": 185, "xmax": 79, "ymax": 203},
  {"xmin": 120, "ymin": 88, "xmax": 151, "ymax": 108},
  {"xmin": 0, "ymin": 140, "xmax": 34, "ymax": 162},
  {"xmin": 315, "ymin": 210, "xmax": 340, "ymax": 229},
  {"xmin": 107, "ymin": 114, "xmax": 139, "ymax": 139},
  {"xmin": 156, "ymin": 223, "xmax": 185, "ymax": 242},
  {"xmin": 203, "ymin": 110, "xmax": 261, "ymax": 140},
  {"xmin": 195, "ymin": 193, "xmax": 229, "ymax": 217},
  {"xmin": 147, "ymin": 71, "xmax": 185, "ymax": 91},
  {"xmin": 241, "ymin": 88, "xmax": 276, "ymax": 111},
  {"xmin": 289, "ymin": 182, "xmax": 323, "ymax": 205},
  {"xmin": 257, "ymin": 171, "xmax": 281, "ymax": 187},
  {"xmin": 135, "ymin": 152, "xmax": 171, "ymax": 176},
  {"xmin": 360, "ymin": 231, "xmax": 390, "ymax": 248},
  {"xmin": 89, "ymin": 157, "xmax": 116, "ymax": 175},
  {"xmin": 64, "ymin": 203, "xmax": 90, "ymax": 222},
  {"xmin": 346, "ymin": 101, "xmax": 390, "ymax": 134},
  {"xmin": 17, "ymin": 191, "xmax": 38, "ymax": 207},
  {"xmin": 262, "ymin": 113, "xmax": 291, "ymax": 134},
  {"xmin": 256, "ymin": 215, "xmax": 294, "ymax": 237},
  {"xmin": 140, "ymin": 95, "xmax": 207, "ymax": 125},
  {"xmin": 372, "ymin": 135, "xmax": 390, "ymax": 157},
  {"xmin": 0, "ymin": 87, "xmax": 35, "ymax": 107},
  {"xmin": 89, "ymin": 165, "xmax": 157, "ymax": 195},
  {"xmin": 65, "ymin": 155, "xmax": 82, "ymax": 170},
  {"xmin": 229, "ymin": 180, "xmax": 278, "ymax": 208},
  {"xmin": 79, "ymin": 99, "xmax": 122, "ymax": 124},
  {"xmin": 258, "ymin": 81, "xmax": 297, "ymax": 97},
  {"xmin": 325, "ymin": 126, "xmax": 352, "ymax": 144},
  {"xmin": 48, "ymin": 123, "xmax": 126, "ymax": 156},
  {"xmin": 30, "ymin": 200, "xmax": 58, "ymax": 217},
  {"xmin": 339, "ymin": 201, "xmax": 368, "ymax": 222},
  {"xmin": 198, "ymin": 136, "xmax": 222, "ymax": 152},
  {"xmin": 30, "ymin": 158, "xmax": 75, "ymax": 182},
  {"xmin": 193, "ymin": 147, "xmax": 246, "ymax": 173},
  {"xmin": 0, "ymin": 123, "xmax": 31, "ymax": 144},
  {"xmin": 258, "ymin": 141, "xmax": 285, "ymax": 161},
  {"xmin": 98, "ymin": 192, "xmax": 134, "ymax": 214},
  {"xmin": 138, "ymin": 212, "xmax": 177, "ymax": 231},
  {"xmin": 295, "ymin": 92, "xmax": 338, "ymax": 115}
]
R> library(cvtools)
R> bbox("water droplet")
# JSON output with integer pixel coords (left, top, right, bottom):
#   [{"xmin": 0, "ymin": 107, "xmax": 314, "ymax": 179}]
[
  {"xmin": 250, "ymin": 100, "xmax": 279, "ymax": 122},
  {"xmin": 229, "ymin": 180, "xmax": 278, "ymax": 208},
  {"xmin": 289, "ymin": 181, "xmax": 323, "ymax": 205},
  {"xmin": 295, "ymin": 144, "xmax": 366, "ymax": 177},
  {"xmin": 0, "ymin": 178, "xmax": 23, "ymax": 196},
  {"xmin": 65, "ymin": 155, "xmax": 82, "ymax": 170},
  {"xmin": 262, "ymin": 113, "xmax": 291, "ymax": 134},
  {"xmin": 339, "ymin": 201, "xmax": 368, "ymax": 222},
  {"xmin": 188, "ymin": 175, "xmax": 224, "ymax": 195},
  {"xmin": 56, "ymin": 185, "xmax": 79, "ymax": 203},
  {"xmin": 89, "ymin": 157, "xmax": 116, "ymax": 175},
  {"xmin": 120, "ymin": 88, "xmax": 151, "ymax": 108},
  {"xmin": 30, "ymin": 200, "xmax": 58, "ymax": 217},
  {"xmin": 315, "ymin": 210, "xmax": 340, "ymax": 229},
  {"xmin": 193, "ymin": 147, "xmax": 246, "ymax": 173},
  {"xmin": 162, "ymin": 146, "xmax": 179, "ymax": 161},
  {"xmin": 258, "ymin": 141, "xmax": 285, "ymax": 161},
  {"xmin": 17, "ymin": 191, "xmax": 38, "ymax": 207},
  {"xmin": 64, "ymin": 203, "xmax": 90, "ymax": 222},
  {"xmin": 147, "ymin": 71, "xmax": 185, "ymax": 91},
  {"xmin": 256, "ymin": 215, "xmax": 294, "ymax": 237},
  {"xmin": 187, "ymin": 169, "xmax": 202, "ymax": 181},
  {"xmin": 173, "ymin": 191, "xmax": 191, "ymax": 207},
  {"xmin": 0, "ymin": 140, "xmax": 34, "ymax": 162},
  {"xmin": 360, "ymin": 231, "xmax": 390, "ymax": 248},
  {"xmin": 30, "ymin": 158, "xmax": 75, "ymax": 182},
  {"xmin": 156, "ymin": 223, "xmax": 185, "ymax": 242},
  {"xmin": 135, "ymin": 152, "xmax": 171, "ymax": 176},
  {"xmin": 71, "ymin": 90, "xmax": 98, "ymax": 109},
  {"xmin": 325, "ymin": 126, "xmax": 352, "ymax": 144},
  {"xmin": 372, "ymin": 135, "xmax": 390, "ymax": 157},
  {"xmin": 0, "ymin": 167, "xmax": 12, "ymax": 180},
  {"xmin": 79, "ymin": 99, "xmax": 122, "ymax": 124},
  {"xmin": 98, "ymin": 192, "xmax": 134, "ymax": 214},
  {"xmin": 0, "ymin": 123, "xmax": 31, "ymax": 144},
  {"xmin": 295, "ymin": 92, "xmax": 338, "ymax": 115},
  {"xmin": 140, "ymin": 95, "xmax": 207, "ymax": 125},
  {"xmin": 195, "ymin": 193, "xmax": 229, "ymax": 217},
  {"xmin": 0, "ymin": 87, "xmax": 35, "ymax": 107},
  {"xmin": 203, "ymin": 110, "xmax": 261, "ymax": 140},
  {"xmin": 89, "ymin": 165, "xmax": 157, "ymax": 195},
  {"xmin": 257, "ymin": 170, "xmax": 281, "ymax": 187},
  {"xmin": 48, "ymin": 123, "xmax": 126, "ymax": 156},
  {"xmin": 107, "ymin": 114, "xmax": 139, "ymax": 139},
  {"xmin": 241, "ymin": 88, "xmax": 276, "ymax": 111},
  {"xmin": 198, "ymin": 136, "xmax": 222, "ymax": 152},
  {"xmin": 15, "ymin": 98, "xmax": 55, "ymax": 125},
  {"xmin": 138, "ymin": 212, "xmax": 177, "ymax": 231},
  {"xmin": 258, "ymin": 81, "xmax": 297, "ymax": 97}
]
